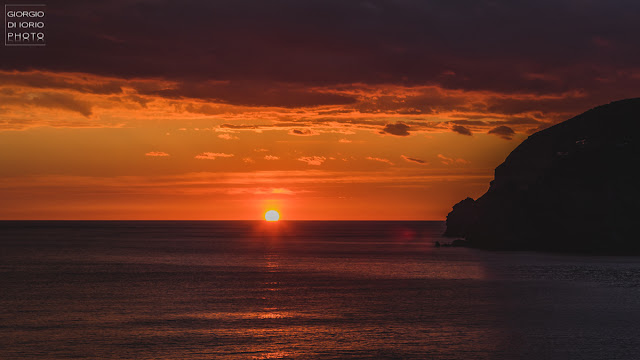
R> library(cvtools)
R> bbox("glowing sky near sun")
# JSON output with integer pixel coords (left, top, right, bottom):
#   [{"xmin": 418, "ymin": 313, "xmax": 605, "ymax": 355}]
[{"xmin": 1, "ymin": 1, "xmax": 640, "ymax": 219}]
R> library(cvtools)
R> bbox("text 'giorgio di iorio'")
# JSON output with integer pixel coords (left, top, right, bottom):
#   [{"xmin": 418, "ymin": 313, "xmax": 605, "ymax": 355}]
[{"xmin": 5, "ymin": 4, "xmax": 46, "ymax": 46}]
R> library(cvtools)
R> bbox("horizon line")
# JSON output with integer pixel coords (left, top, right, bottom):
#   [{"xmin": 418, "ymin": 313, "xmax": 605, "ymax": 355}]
[{"xmin": 0, "ymin": 219, "xmax": 445, "ymax": 222}]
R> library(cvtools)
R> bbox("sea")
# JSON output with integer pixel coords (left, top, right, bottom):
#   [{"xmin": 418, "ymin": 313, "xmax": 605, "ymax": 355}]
[{"xmin": 1, "ymin": 221, "xmax": 639, "ymax": 359}]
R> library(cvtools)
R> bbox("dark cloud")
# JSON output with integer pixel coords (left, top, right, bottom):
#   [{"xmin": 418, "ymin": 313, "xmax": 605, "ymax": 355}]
[
  {"xmin": 144, "ymin": 81, "xmax": 357, "ymax": 108},
  {"xmin": 28, "ymin": 93, "xmax": 93, "ymax": 117},
  {"xmin": 450, "ymin": 120, "xmax": 489, "ymax": 126},
  {"xmin": 0, "ymin": 0, "xmax": 638, "ymax": 110},
  {"xmin": 451, "ymin": 125, "xmax": 472, "ymax": 136},
  {"xmin": 488, "ymin": 125, "xmax": 516, "ymax": 140},
  {"xmin": 126, "ymin": 95, "xmax": 152, "ymax": 107},
  {"xmin": 380, "ymin": 122, "xmax": 410, "ymax": 136},
  {"xmin": 0, "ymin": 71, "xmax": 123, "ymax": 95},
  {"xmin": 289, "ymin": 129, "xmax": 318, "ymax": 136},
  {"xmin": 402, "ymin": 155, "xmax": 426, "ymax": 164},
  {"xmin": 220, "ymin": 124, "xmax": 260, "ymax": 130}
]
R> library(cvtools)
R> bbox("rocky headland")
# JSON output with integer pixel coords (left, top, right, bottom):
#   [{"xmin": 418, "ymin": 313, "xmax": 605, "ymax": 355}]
[{"xmin": 444, "ymin": 98, "xmax": 639, "ymax": 253}]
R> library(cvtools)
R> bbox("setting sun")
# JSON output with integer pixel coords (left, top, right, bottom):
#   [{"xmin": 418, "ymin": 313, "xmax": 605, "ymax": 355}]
[{"xmin": 265, "ymin": 210, "xmax": 280, "ymax": 222}]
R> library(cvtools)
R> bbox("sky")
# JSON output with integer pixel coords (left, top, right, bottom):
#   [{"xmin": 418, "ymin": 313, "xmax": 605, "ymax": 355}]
[{"xmin": 1, "ymin": 0, "xmax": 639, "ymax": 220}]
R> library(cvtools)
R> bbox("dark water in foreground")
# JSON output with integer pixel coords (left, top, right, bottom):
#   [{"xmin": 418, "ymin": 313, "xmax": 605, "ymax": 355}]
[{"xmin": 1, "ymin": 221, "xmax": 640, "ymax": 359}]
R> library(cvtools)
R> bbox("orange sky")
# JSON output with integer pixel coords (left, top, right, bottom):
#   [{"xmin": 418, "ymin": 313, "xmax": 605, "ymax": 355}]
[
  {"xmin": 0, "ymin": 70, "xmax": 535, "ymax": 220},
  {"xmin": 3, "ymin": 1, "xmax": 640, "ymax": 219}
]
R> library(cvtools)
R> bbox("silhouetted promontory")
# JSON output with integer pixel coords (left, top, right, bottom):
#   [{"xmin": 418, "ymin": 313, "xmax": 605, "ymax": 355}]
[{"xmin": 445, "ymin": 98, "xmax": 639, "ymax": 253}]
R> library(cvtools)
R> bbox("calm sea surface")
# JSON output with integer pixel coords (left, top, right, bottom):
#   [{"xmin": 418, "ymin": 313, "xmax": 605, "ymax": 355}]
[{"xmin": 1, "ymin": 221, "xmax": 639, "ymax": 359}]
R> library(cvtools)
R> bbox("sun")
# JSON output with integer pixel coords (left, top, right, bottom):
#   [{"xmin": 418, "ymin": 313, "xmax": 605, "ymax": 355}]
[{"xmin": 265, "ymin": 210, "xmax": 280, "ymax": 222}]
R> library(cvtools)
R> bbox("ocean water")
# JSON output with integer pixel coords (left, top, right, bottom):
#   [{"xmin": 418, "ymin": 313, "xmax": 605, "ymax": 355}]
[{"xmin": 1, "ymin": 221, "xmax": 639, "ymax": 359}]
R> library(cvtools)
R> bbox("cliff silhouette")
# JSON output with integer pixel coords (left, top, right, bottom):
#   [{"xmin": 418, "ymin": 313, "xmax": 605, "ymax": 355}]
[{"xmin": 445, "ymin": 98, "xmax": 639, "ymax": 253}]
